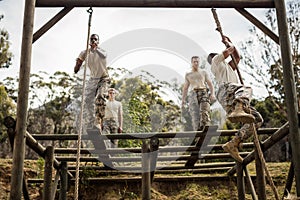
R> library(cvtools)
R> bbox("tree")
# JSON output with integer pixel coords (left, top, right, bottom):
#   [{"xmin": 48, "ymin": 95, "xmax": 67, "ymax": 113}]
[
  {"xmin": 0, "ymin": 15, "xmax": 13, "ymax": 69},
  {"xmin": 0, "ymin": 84, "xmax": 16, "ymax": 143},
  {"xmin": 239, "ymin": 0, "xmax": 300, "ymax": 125}
]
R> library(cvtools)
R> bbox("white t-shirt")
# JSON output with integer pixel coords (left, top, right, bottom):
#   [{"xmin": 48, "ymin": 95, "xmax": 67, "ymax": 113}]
[
  {"xmin": 78, "ymin": 48, "xmax": 107, "ymax": 78},
  {"xmin": 211, "ymin": 53, "xmax": 238, "ymax": 84},
  {"xmin": 104, "ymin": 100, "xmax": 122, "ymax": 119}
]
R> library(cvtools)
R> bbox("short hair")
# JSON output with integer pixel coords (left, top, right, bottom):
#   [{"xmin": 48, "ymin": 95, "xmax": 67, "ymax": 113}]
[
  {"xmin": 191, "ymin": 56, "xmax": 199, "ymax": 62},
  {"xmin": 90, "ymin": 34, "xmax": 99, "ymax": 40},
  {"xmin": 207, "ymin": 53, "xmax": 217, "ymax": 64}
]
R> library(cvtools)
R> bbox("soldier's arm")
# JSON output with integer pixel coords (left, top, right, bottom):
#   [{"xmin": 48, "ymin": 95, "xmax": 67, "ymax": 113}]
[{"xmin": 74, "ymin": 58, "xmax": 83, "ymax": 73}]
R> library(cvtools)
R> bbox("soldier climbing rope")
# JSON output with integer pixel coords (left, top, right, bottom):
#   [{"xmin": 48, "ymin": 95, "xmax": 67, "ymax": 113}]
[{"xmin": 74, "ymin": 7, "xmax": 94, "ymax": 200}]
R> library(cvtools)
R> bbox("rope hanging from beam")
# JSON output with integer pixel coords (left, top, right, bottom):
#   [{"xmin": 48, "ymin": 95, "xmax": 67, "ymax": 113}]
[{"xmin": 74, "ymin": 7, "xmax": 93, "ymax": 200}]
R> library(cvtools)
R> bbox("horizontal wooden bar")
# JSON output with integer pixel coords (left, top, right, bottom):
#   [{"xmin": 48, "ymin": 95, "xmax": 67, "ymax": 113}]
[
  {"xmin": 67, "ymin": 162, "xmax": 235, "ymax": 171},
  {"xmin": 31, "ymin": 128, "xmax": 277, "ymax": 140},
  {"xmin": 53, "ymin": 143, "xmax": 254, "ymax": 154},
  {"xmin": 35, "ymin": 0, "xmax": 275, "ymax": 8},
  {"xmin": 55, "ymin": 152, "xmax": 250, "ymax": 162}
]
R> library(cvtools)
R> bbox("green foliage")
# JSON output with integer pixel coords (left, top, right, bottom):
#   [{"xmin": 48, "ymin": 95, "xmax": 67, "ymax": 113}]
[
  {"xmin": 0, "ymin": 84, "xmax": 16, "ymax": 142},
  {"xmin": 0, "ymin": 15, "xmax": 13, "ymax": 69}
]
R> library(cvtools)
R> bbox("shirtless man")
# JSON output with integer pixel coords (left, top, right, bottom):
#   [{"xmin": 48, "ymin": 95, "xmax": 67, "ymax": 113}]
[{"xmin": 182, "ymin": 56, "xmax": 216, "ymax": 131}]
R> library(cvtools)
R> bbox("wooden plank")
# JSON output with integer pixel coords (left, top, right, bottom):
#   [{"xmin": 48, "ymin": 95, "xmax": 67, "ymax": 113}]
[
  {"xmin": 33, "ymin": 7, "xmax": 73, "ymax": 43},
  {"xmin": 31, "ymin": 128, "xmax": 277, "ymax": 140},
  {"xmin": 86, "ymin": 129, "xmax": 114, "ymax": 168},
  {"xmin": 185, "ymin": 126, "xmax": 218, "ymax": 167},
  {"xmin": 55, "ymin": 152, "xmax": 250, "ymax": 162},
  {"xmin": 35, "ymin": 0, "xmax": 275, "ymax": 8},
  {"xmin": 235, "ymin": 8, "xmax": 279, "ymax": 44},
  {"xmin": 53, "ymin": 143, "xmax": 254, "ymax": 154}
]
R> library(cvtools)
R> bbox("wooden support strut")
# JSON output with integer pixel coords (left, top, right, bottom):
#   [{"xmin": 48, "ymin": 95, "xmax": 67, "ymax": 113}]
[{"xmin": 251, "ymin": 123, "xmax": 280, "ymax": 200}]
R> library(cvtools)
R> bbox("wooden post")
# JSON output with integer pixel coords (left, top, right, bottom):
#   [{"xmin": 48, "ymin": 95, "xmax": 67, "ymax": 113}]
[
  {"xmin": 51, "ymin": 170, "xmax": 61, "ymax": 200},
  {"xmin": 59, "ymin": 162, "xmax": 68, "ymax": 200},
  {"xmin": 283, "ymin": 162, "xmax": 295, "ymax": 199},
  {"xmin": 254, "ymin": 148, "xmax": 266, "ymax": 200},
  {"xmin": 43, "ymin": 146, "xmax": 54, "ymax": 200},
  {"xmin": 9, "ymin": 0, "xmax": 36, "ymax": 199},
  {"xmin": 150, "ymin": 137, "xmax": 159, "ymax": 183},
  {"xmin": 244, "ymin": 167, "xmax": 258, "ymax": 200},
  {"xmin": 142, "ymin": 140, "xmax": 151, "ymax": 200},
  {"xmin": 275, "ymin": 0, "xmax": 300, "ymax": 197},
  {"xmin": 236, "ymin": 162, "xmax": 245, "ymax": 200}
]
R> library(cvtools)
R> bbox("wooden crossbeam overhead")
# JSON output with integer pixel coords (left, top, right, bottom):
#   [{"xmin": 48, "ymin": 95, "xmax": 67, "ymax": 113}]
[{"xmin": 35, "ymin": 0, "xmax": 275, "ymax": 8}]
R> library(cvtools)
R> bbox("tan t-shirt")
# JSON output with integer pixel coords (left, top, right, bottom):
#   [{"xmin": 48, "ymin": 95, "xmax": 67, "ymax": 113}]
[
  {"xmin": 211, "ymin": 53, "xmax": 238, "ymax": 84},
  {"xmin": 78, "ymin": 48, "xmax": 107, "ymax": 78},
  {"xmin": 104, "ymin": 100, "xmax": 122, "ymax": 119}
]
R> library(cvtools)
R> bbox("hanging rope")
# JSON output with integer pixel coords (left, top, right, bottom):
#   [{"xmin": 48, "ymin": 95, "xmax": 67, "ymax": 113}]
[
  {"xmin": 211, "ymin": 8, "xmax": 244, "ymax": 85},
  {"xmin": 74, "ymin": 7, "xmax": 93, "ymax": 200}
]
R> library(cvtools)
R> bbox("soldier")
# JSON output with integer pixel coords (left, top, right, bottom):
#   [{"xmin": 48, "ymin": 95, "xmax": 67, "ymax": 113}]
[
  {"xmin": 102, "ymin": 88, "xmax": 123, "ymax": 148},
  {"xmin": 182, "ymin": 56, "xmax": 216, "ymax": 131},
  {"xmin": 207, "ymin": 36, "xmax": 263, "ymax": 162},
  {"xmin": 74, "ymin": 34, "xmax": 110, "ymax": 130}
]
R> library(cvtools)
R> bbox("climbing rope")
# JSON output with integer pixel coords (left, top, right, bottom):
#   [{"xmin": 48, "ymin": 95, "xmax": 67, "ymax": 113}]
[
  {"xmin": 74, "ymin": 7, "xmax": 93, "ymax": 200},
  {"xmin": 211, "ymin": 8, "xmax": 244, "ymax": 85}
]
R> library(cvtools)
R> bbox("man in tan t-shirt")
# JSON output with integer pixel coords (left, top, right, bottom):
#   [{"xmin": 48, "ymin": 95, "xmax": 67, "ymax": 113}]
[
  {"xmin": 207, "ymin": 36, "xmax": 263, "ymax": 162},
  {"xmin": 74, "ymin": 34, "xmax": 110, "ymax": 130},
  {"xmin": 182, "ymin": 56, "xmax": 216, "ymax": 131},
  {"xmin": 102, "ymin": 88, "xmax": 123, "ymax": 148}
]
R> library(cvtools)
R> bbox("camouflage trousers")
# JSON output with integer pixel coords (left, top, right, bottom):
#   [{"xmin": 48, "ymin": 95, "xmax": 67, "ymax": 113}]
[
  {"xmin": 84, "ymin": 77, "xmax": 109, "ymax": 129},
  {"xmin": 188, "ymin": 89, "xmax": 211, "ymax": 131},
  {"xmin": 217, "ymin": 83, "xmax": 263, "ymax": 141},
  {"xmin": 102, "ymin": 118, "xmax": 119, "ymax": 148}
]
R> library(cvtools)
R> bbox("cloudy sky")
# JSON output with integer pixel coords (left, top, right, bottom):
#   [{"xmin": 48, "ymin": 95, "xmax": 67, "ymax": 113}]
[{"xmin": 0, "ymin": 0, "xmax": 270, "ymax": 98}]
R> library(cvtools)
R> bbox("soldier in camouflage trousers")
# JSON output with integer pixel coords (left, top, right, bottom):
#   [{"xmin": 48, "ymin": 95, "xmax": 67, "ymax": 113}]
[
  {"xmin": 182, "ymin": 56, "xmax": 216, "ymax": 131},
  {"xmin": 207, "ymin": 36, "xmax": 263, "ymax": 162},
  {"xmin": 74, "ymin": 34, "xmax": 109, "ymax": 130},
  {"xmin": 102, "ymin": 88, "xmax": 123, "ymax": 148}
]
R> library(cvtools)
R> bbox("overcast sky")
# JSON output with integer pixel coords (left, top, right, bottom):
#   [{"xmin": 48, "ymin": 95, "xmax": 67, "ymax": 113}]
[{"xmin": 0, "ymin": 0, "xmax": 271, "ymax": 98}]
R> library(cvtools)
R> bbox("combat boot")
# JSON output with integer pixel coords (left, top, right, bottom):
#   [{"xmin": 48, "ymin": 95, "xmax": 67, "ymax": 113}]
[
  {"xmin": 222, "ymin": 137, "xmax": 243, "ymax": 163},
  {"xmin": 228, "ymin": 99, "xmax": 255, "ymax": 123}
]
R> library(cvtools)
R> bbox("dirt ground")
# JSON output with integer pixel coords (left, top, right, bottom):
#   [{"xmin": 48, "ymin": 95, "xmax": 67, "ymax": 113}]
[{"xmin": 0, "ymin": 159, "xmax": 298, "ymax": 200}]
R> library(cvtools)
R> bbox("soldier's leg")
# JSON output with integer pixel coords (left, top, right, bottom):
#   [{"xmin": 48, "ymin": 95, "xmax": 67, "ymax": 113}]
[
  {"xmin": 199, "ymin": 90, "xmax": 211, "ymax": 129},
  {"xmin": 95, "ymin": 78, "xmax": 109, "ymax": 129},
  {"xmin": 188, "ymin": 92, "xmax": 201, "ymax": 131},
  {"xmin": 84, "ymin": 79, "xmax": 98, "ymax": 129}
]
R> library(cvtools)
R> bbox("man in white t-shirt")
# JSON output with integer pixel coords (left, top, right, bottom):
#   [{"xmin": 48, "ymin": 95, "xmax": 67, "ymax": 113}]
[
  {"xmin": 74, "ymin": 34, "xmax": 110, "ymax": 130},
  {"xmin": 182, "ymin": 56, "xmax": 216, "ymax": 131},
  {"xmin": 207, "ymin": 36, "xmax": 263, "ymax": 162},
  {"xmin": 102, "ymin": 88, "xmax": 123, "ymax": 148}
]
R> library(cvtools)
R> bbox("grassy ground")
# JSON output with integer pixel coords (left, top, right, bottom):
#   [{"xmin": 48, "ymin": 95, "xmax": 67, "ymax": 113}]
[{"xmin": 0, "ymin": 159, "xmax": 298, "ymax": 200}]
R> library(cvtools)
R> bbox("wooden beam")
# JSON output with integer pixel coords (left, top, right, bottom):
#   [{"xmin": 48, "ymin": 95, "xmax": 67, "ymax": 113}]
[
  {"xmin": 35, "ymin": 0, "xmax": 275, "ymax": 8},
  {"xmin": 275, "ymin": 0, "xmax": 300, "ymax": 196},
  {"xmin": 33, "ymin": 7, "xmax": 73, "ymax": 43},
  {"xmin": 235, "ymin": 8, "xmax": 279, "ymax": 44},
  {"xmin": 31, "ymin": 127, "xmax": 277, "ymax": 140},
  {"xmin": 10, "ymin": 0, "xmax": 36, "ymax": 199}
]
